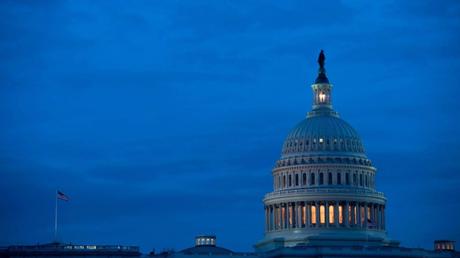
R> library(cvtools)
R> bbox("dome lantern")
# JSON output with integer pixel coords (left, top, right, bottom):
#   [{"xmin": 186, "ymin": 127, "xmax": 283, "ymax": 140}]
[{"xmin": 308, "ymin": 50, "xmax": 338, "ymax": 118}]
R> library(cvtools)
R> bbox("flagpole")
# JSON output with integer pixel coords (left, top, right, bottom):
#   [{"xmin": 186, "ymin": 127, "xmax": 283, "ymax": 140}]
[{"xmin": 54, "ymin": 190, "xmax": 58, "ymax": 242}]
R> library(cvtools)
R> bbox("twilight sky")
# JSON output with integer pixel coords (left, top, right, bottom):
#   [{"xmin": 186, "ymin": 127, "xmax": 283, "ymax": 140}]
[{"xmin": 1, "ymin": 0, "xmax": 460, "ymax": 253}]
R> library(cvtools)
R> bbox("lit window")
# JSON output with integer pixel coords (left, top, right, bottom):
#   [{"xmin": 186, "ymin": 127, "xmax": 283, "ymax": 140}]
[
  {"xmin": 329, "ymin": 205, "xmax": 334, "ymax": 224},
  {"xmin": 311, "ymin": 206, "xmax": 317, "ymax": 224},
  {"xmin": 319, "ymin": 138, "xmax": 324, "ymax": 143},
  {"xmin": 339, "ymin": 205, "xmax": 343, "ymax": 224},
  {"xmin": 319, "ymin": 92, "xmax": 326, "ymax": 102},
  {"xmin": 348, "ymin": 205, "xmax": 353, "ymax": 224},
  {"xmin": 320, "ymin": 205, "xmax": 325, "ymax": 224}
]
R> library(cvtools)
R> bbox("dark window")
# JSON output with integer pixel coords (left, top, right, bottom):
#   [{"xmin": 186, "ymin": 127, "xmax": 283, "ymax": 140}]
[
  {"xmin": 283, "ymin": 175, "xmax": 286, "ymax": 188},
  {"xmin": 328, "ymin": 173, "xmax": 332, "ymax": 184},
  {"xmin": 310, "ymin": 173, "xmax": 315, "ymax": 185},
  {"xmin": 337, "ymin": 173, "xmax": 342, "ymax": 185},
  {"xmin": 353, "ymin": 173, "xmax": 357, "ymax": 185},
  {"xmin": 289, "ymin": 175, "xmax": 292, "ymax": 187},
  {"xmin": 303, "ymin": 173, "xmax": 307, "ymax": 185},
  {"xmin": 319, "ymin": 173, "xmax": 324, "ymax": 185},
  {"xmin": 346, "ymin": 173, "xmax": 350, "ymax": 185},
  {"xmin": 360, "ymin": 174, "xmax": 363, "ymax": 186},
  {"xmin": 295, "ymin": 174, "xmax": 299, "ymax": 186}
]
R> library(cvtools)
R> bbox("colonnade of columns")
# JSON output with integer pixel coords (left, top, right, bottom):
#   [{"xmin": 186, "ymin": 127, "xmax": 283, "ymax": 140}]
[{"xmin": 264, "ymin": 201, "xmax": 385, "ymax": 232}]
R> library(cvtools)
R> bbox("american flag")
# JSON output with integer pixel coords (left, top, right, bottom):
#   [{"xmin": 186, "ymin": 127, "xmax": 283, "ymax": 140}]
[{"xmin": 57, "ymin": 191, "xmax": 69, "ymax": 201}]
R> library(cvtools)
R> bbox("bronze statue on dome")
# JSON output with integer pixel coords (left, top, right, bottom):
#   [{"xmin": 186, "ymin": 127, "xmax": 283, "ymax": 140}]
[{"xmin": 318, "ymin": 50, "xmax": 325, "ymax": 69}]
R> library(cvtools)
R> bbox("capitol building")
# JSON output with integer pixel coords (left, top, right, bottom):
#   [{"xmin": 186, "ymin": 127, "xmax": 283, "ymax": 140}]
[
  {"xmin": 257, "ymin": 50, "xmax": 394, "ymax": 251},
  {"xmin": 1, "ymin": 52, "xmax": 457, "ymax": 258}
]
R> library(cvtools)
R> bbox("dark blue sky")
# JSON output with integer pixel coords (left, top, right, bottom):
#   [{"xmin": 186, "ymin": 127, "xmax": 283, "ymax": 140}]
[{"xmin": 1, "ymin": 0, "xmax": 459, "ymax": 253}]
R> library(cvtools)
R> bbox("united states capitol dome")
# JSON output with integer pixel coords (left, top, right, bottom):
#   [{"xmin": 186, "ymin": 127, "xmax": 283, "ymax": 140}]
[{"xmin": 282, "ymin": 114, "xmax": 365, "ymax": 158}]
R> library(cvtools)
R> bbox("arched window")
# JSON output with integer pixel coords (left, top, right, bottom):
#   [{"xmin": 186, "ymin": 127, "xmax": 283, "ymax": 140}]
[
  {"xmin": 359, "ymin": 174, "xmax": 363, "ymax": 186},
  {"xmin": 311, "ymin": 206, "xmax": 317, "ymax": 224},
  {"xmin": 353, "ymin": 173, "xmax": 357, "ymax": 185},
  {"xmin": 283, "ymin": 175, "xmax": 286, "ymax": 188},
  {"xmin": 345, "ymin": 173, "xmax": 350, "ymax": 185},
  {"xmin": 295, "ymin": 174, "xmax": 299, "ymax": 186},
  {"xmin": 319, "ymin": 173, "xmax": 324, "ymax": 185},
  {"xmin": 289, "ymin": 175, "xmax": 292, "ymax": 187},
  {"xmin": 310, "ymin": 173, "xmax": 315, "ymax": 185},
  {"xmin": 338, "ymin": 205, "xmax": 343, "ymax": 224},
  {"xmin": 328, "ymin": 173, "xmax": 332, "ymax": 184},
  {"xmin": 365, "ymin": 174, "xmax": 368, "ymax": 187},
  {"xmin": 320, "ymin": 205, "xmax": 326, "ymax": 224},
  {"xmin": 329, "ymin": 205, "xmax": 334, "ymax": 224},
  {"xmin": 337, "ymin": 173, "xmax": 342, "ymax": 185},
  {"xmin": 302, "ymin": 173, "xmax": 307, "ymax": 185}
]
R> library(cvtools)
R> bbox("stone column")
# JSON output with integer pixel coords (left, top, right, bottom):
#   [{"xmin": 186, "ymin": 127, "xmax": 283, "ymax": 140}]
[
  {"xmin": 344, "ymin": 201, "xmax": 349, "ymax": 227},
  {"xmin": 350, "ymin": 202, "xmax": 355, "ymax": 227},
  {"xmin": 334, "ymin": 201, "xmax": 339, "ymax": 227},
  {"xmin": 382, "ymin": 205, "xmax": 386, "ymax": 230},
  {"xmin": 315, "ymin": 202, "xmax": 320, "ymax": 227},
  {"xmin": 282, "ymin": 203, "xmax": 286, "ymax": 229},
  {"xmin": 269, "ymin": 205, "xmax": 273, "ymax": 231},
  {"xmin": 277, "ymin": 204, "xmax": 281, "ymax": 230},
  {"xmin": 292, "ymin": 202, "xmax": 296, "ymax": 228},
  {"xmin": 364, "ymin": 202, "xmax": 368, "ymax": 228},
  {"xmin": 265, "ymin": 206, "xmax": 268, "ymax": 231},
  {"xmin": 273, "ymin": 205, "xmax": 277, "ymax": 230},
  {"xmin": 370, "ymin": 203, "xmax": 375, "ymax": 228},
  {"xmin": 357, "ymin": 202, "xmax": 361, "ymax": 228},
  {"xmin": 298, "ymin": 202, "xmax": 301, "ymax": 228}
]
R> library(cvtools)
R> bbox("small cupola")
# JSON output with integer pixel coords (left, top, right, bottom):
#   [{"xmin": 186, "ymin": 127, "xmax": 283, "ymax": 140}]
[{"xmin": 195, "ymin": 235, "xmax": 216, "ymax": 247}]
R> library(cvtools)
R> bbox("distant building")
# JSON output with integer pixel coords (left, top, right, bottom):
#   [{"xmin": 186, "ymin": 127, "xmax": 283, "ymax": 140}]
[
  {"xmin": 149, "ymin": 235, "xmax": 257, "ymax": 258},
  {"xmin": 0, "ymin": 242, "xmax": 140, "ymax": 258},
  {"xmin": 435, "ymin": 240, "xmax": 456, "ymax": 252}
]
